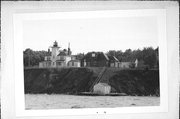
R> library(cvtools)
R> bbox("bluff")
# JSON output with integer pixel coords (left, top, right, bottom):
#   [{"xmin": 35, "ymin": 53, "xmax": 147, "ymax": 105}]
[{"xmin": 24, "ymin": 68, "xmax": 159, "ymax": 96}]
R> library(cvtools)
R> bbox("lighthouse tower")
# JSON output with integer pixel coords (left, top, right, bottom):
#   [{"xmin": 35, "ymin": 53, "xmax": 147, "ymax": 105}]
[{"xmin": 51, "ymin": 41, "xmax": 60, "ymax": 67}]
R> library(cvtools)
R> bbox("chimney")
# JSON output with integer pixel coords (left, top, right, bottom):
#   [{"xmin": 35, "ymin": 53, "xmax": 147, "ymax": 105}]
[
  {"xmin": 68, "ymin": 42, "xmax": 71, "ymax": 55},
  {"xmin": 48, "ymin": 48, "xmax": 51, "ymax": 55}
]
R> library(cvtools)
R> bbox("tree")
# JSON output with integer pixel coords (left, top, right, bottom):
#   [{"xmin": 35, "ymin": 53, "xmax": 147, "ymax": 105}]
[
  {"xmin": 23, "ymin": 48, "xmax": 48, "ymax": 67},
  {"xmin": 107, "ymin": 50, "xmax": 116, "ymax": 57},
  {"xmin": 106, "ymin": 47, "xmax": 158, "ymax": 68},
  {"xmin": 142, "ymin": 47, "xmax": 157, "ymax": 68},
  {"xmin": 76, "ymin": 53, "xmax": 84, "ymax": 60}
]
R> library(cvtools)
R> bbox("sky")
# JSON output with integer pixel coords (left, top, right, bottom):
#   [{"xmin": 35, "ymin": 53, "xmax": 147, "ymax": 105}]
[{"xmin": 23, "ymin": 16, "xmax": 158, "ymax": 55}]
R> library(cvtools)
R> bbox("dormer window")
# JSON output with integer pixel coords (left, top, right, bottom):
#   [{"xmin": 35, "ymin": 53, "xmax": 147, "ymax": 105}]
[{"xmin": 92, "ymin": 53, "xmax": 95, "ymax": 57}]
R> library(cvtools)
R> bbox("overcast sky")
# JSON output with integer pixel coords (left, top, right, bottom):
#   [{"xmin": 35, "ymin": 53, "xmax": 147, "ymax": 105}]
[{"xmin": 23, "ymin": 16, "xmax": 158, "ymax": 55}]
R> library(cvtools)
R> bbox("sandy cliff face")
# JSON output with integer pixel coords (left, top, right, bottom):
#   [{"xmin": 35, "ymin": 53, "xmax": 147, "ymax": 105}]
[{"xmin": 24, "ymin": 68, "xmax": 159, "ymax": 96}]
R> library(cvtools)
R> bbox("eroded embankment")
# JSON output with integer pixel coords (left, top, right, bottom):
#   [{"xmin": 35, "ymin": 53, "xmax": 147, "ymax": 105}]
[{"xmin": 24, "ymin": 68, "xmax": 159, "ymax": 96}]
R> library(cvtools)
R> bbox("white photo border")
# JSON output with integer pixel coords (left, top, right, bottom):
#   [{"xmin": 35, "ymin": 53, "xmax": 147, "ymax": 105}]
[{"xmin": 13, "ymin": 9, "xmax": 168, "ymax": 117}]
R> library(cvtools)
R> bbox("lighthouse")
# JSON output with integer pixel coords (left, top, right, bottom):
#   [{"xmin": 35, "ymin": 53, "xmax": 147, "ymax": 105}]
[
  {"xmin": 39, "ymin": 41, "xmax": 81, "ymax": 68},
  {"xmin": 51, "ymin": 41, "xmax": 60, "ymax": 67}
]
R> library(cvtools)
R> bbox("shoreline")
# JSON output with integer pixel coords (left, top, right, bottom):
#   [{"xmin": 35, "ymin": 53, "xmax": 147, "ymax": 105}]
[{"xmin": 25, "ymin": 94, "xmax": 160, "ymax": 109}]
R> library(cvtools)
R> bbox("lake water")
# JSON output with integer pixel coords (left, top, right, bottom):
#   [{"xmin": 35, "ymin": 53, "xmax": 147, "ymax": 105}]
[{"xmin": 25, "ymin": 94, "xmax": 160, "ymax": 110}]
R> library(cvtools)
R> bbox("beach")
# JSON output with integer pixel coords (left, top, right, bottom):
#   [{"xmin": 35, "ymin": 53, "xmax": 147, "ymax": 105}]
[{"xmin": 25, "ymin": 94, "xmax": 160, "ymax": 110}]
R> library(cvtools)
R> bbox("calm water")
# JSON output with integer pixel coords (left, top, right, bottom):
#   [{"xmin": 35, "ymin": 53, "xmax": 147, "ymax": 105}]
[{"xmin": 25, "ymin": 94, "xmax": 160, "ymax": 110}]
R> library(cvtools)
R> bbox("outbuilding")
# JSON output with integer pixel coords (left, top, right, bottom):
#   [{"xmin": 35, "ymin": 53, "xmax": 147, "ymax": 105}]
[
  {"xmin": 108, "ymin": 56, "xmax": 119, "ymax": 67},
  {"xmin": 118, "ymin": 62, "xmax": 132, "ymax": 68},
  {"xmin": 81, "ymin": 52, "xmax": 109, "ymax": 67},
  {"xmin": 68, "ymin": 60, "xmax": 81, "ymax": 67},
  {"xmin": 93, "ymin": 83, "xmax": 111, "ymax": 95}
]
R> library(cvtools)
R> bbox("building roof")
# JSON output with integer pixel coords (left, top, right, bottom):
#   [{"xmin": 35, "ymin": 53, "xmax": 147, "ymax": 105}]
[
  {"xmin": 71, "ymin": 55, "xmax": 77, "ymax": 57},
  {"xmin": 103, "ymin": 53, "xmax": 109, "ymax": 60},
  {"xmin": 113, "ymin": 56, "xmax": 119, "ymax": 62},
  {"xmin": 108, "ymin": 56, "xmax": 119, "ymax": 62},
  {"xmin": 83, "ymin": 52, "xmax": 109, "ymax": 61},
  {"xmin": 57, "ymin": 51, "xmax": 67, "ymax": 56},
  {"xmin": 95, "ymin": 83, "xmax": 110, "ymax": 87}
]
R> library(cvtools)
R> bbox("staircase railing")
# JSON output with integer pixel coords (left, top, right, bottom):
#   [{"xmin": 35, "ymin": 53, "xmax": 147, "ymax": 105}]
[{"xmin": 89, "ymin": 67, "xmax": 106, "ymax": 92}]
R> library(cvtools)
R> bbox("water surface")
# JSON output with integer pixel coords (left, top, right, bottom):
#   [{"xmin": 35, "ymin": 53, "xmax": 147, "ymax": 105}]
[{"xmin": 25, "ymin": 94, "xmax": 160, "ymax": 110}]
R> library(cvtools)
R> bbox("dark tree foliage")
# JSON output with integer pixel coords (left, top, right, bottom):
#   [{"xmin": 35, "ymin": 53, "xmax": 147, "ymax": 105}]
[
  {"xmin": 23, "ymin": 48, "xmax": 49, "ymax": 67},
  {"xmin": 76, "ymin": 53, "xmax": 84, "ymax": 60},
  {"xmin": 107, "ymin": 47, "xmax": 158, "ymax": 68}
]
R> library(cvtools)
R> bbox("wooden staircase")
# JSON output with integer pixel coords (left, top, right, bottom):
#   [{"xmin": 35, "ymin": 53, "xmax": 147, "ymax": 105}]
[{"xmin": 89, "ymin": 67, "xmax": 106, "ymax": 92}]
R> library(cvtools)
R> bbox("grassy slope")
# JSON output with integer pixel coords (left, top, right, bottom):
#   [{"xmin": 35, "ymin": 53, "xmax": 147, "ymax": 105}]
[
  {"xmin": 24, "ymin": 68, "xmax": 159, "ymax": 96},
  {"xmin": 109, "ymin": 69, "xmax": 159, "ymax": 96}
]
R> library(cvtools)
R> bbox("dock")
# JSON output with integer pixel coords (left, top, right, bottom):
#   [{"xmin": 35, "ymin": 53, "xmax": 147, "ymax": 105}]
[{"xmin": 77, "ymin": 92, "xmax": 127, "ymax": 96}]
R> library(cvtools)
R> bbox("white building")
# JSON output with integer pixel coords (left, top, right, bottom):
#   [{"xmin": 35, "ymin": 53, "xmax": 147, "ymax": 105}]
[
  {"xmin": 93, "ymin": 83, "xmax": 111, "ymax": 95},
  {"xmin": 135, "ymin": 59, "xmax": 138, "ymax": 68},
  {"xmin": 39, "ymin": 41, "xmax": 78, "ymax": 68},
  {"xmin": 109, "ymin": 56, "xmax": 119, "ymax": 68},
  {"xmin": 118, "ymin": 62, "xmax": 132, "ymax": 68},
  {"xmin": 68, "ymin": 60, "xmax": 81, "ymax": 67}
]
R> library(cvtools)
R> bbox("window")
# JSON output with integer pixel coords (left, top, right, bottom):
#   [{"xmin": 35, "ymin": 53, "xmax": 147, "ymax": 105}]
[
  {"xmin": 47, "ymin": 57, "xmax": 50, "ymax": 61},
  {"xmin": 56, "ymin": 62, "xmax": 62, "ymax": 66},
  {"xmin": 60, "ymin": 56, "xmax": 65, "ymax": 60},
  {"xmin": 92, "ymin": 53, "xmax": 95, "ymax": 57},
  {"xmin": 48, "ymin": 62, "xmax": 51, "ymax": 66}
]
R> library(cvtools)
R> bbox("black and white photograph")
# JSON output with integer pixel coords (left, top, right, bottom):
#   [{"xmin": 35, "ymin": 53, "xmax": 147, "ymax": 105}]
[
  {"xmin": 1, "ymin": 1, "xmax": 179, "ymax": 119},
  {"xmin": 23, "ymin": 11, "xmax": 160, "ymax": 110}
]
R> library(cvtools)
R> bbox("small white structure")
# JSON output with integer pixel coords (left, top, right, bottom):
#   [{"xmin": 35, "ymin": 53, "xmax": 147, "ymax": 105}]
[
  {"xmin": 110, "ymin": 62, "xmax": 119, "ymax": 67},
  {"xmin": 135, "ymin": 59, "xmax": 138, "ymax": 68},
  {"xmin": 93, "ymin": 83, "xmax": 111, "ymax": 95},
  {"xmin": 68, "ymin": 60, "xmax": 81, "ymax": 67},
  {"xmin": 118, "ymin": 62, "xmax": 131, "ymax": 68},
  {"xmin": 109, "ymin": 56, "xmax": 119, "ymax": 68},
  {"xmin": 39, "ymin": 61, "xmax": 51, "ymax": 68}
]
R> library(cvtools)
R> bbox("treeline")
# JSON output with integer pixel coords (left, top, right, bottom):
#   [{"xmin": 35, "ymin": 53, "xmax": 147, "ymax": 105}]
[
  {"xmin": 106, "ymin": 47, "xmax": 158, "ymax": 68},
  {"xmin": 23, "ymin": 48, "xmax": 49, "ymax": 67},
  {"xmin": 24, "ymin": 47, "xmax": 158, "ymax": 68}
]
